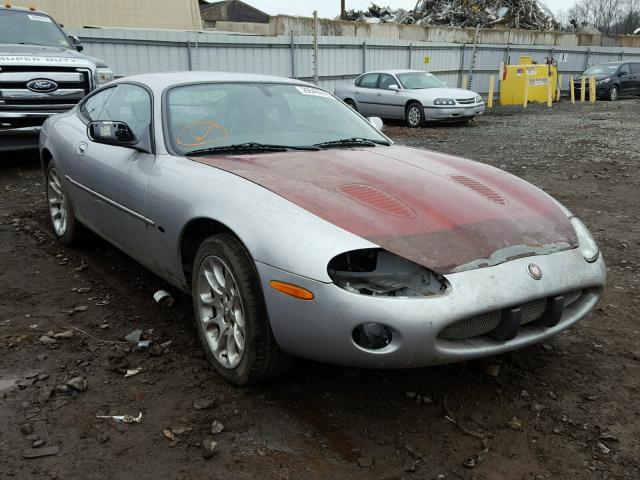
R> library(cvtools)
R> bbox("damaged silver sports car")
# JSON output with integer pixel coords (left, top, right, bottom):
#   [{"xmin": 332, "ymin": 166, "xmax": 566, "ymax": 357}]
[{"xmin": 40, "ymin": 72, "xmax": 606, "ymax": 385}]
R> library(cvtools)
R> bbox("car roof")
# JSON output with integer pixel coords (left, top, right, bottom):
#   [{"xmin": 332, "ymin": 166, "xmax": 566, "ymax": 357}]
[
  {"xmin": 358, "ymin": 70, "xmax": 431, "ymax": 76},
  {"xmin": 114, "ymin": 71, "xmax": 317, "ymax": 90},
  {"xmin": 0, "ymin": 5, "xmax": 48, "ymax": 14}
]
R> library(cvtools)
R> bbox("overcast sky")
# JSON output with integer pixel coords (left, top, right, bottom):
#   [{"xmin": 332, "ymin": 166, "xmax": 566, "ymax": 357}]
[{"xmin": 239, "ymin": 1, "xmax": 578, "ymax": 18}]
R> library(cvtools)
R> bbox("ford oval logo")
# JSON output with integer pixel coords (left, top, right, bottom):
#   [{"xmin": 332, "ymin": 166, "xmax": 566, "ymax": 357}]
[{"xmin": 26, "ymin": 79, "xmax": 59, "ymax": 93}]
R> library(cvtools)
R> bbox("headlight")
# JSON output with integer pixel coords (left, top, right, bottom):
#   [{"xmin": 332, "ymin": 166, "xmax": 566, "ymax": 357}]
[
  {"xmin": 95, "ymin": 67, "xmax": 114, "ymax": 87},
  {"xmin": 570, "ymin": 217, "xmax": 599, "ymax": 262},
  {"xmin": 327, "ymin": 249, "xmax": 449, "ymax": 297},
  {"xmin": 434, "ymin": 98, "xmax": 456, "ymax": 106},
  {"xmin": 475, "ymin": 95, "xmax": 483, "ymax": 103},
  {"xmin": 596, "ymin": 78, "xmax": 611, "ymax": 85}
]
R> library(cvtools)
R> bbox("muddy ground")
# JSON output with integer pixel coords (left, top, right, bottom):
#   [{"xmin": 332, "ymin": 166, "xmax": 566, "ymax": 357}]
[{"xmin": 1, "ymin": 100, "xmax": 639, "ymax": 480}]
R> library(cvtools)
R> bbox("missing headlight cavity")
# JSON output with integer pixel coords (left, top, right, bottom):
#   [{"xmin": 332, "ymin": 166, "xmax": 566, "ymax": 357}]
[{"xmin": 328, "ymin": 249, "xmax": 448, "ymax": 297}]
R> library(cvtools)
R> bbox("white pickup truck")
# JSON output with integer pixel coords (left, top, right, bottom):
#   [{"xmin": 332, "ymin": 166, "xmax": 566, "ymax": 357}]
[{"xmin": 0, "ymin": 4, "xmax": 112, "ymax": 152}]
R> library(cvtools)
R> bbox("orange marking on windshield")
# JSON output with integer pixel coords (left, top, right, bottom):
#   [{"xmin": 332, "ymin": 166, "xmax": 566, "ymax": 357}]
[{"xmin": 176, "ymin": 121, "xmax": 229, "ymax": 148}]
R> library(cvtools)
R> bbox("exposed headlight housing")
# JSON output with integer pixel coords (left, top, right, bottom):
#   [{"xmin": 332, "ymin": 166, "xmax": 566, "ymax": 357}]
[
  {"xmin": 434, "ymin": 98, "xmax": 456, "ymax": 106},
  {"xmin": 95, "ymin": 67, "xmax": 114, "ymax": 88},
  {"xmin": 570, "ymin": 217, "xmax": 599, "ymax": 262},
  {"xmin": 596, "ymin": 78, "xmax": 611, "ymax": 85},
  {"xmin": 328, "ymin": 249, "xmax": 449, "ymax": 297}
]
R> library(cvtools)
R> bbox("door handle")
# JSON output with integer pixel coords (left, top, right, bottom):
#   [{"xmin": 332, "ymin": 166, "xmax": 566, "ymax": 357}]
[{"xmin": 77, "ymin": 142, "xmax": 88, "ymax": 155}]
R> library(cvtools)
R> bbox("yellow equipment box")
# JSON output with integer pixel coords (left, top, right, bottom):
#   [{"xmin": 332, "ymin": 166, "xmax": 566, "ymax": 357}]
[{"xmin": 499, "ymin": 56, "xmax": 558, "ymax": 106}]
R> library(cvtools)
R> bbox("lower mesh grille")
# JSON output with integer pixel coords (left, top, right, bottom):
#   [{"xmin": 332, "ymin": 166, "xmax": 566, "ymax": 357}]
[{"xmin": 438, "ymin": 291, "xmax": 583, "ymax": 340}]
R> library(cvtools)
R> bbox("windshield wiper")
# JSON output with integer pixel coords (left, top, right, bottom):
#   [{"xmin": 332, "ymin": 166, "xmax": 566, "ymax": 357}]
[
  {"xmin": 314, "ymin": 137, "xmax": 391, "ymax": 149},
  {"xmin": 187, "ymin": 142, "xmax": 320, "ymax": 156}
]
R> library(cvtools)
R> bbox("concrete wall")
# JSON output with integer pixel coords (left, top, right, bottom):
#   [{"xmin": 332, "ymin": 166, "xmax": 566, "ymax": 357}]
[
  {"xmin": 34, "ymin": 0, "xmax": 202, "ymax": 30},
  {"xmin": 212, "ymin": 15, "xmax": 640, "ymax": 49}
]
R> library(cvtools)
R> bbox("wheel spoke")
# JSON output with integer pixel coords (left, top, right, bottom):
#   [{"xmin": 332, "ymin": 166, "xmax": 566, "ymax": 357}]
[{"xmin": 233, "ymin": 323, "xmax": 245, "ymax": 352}]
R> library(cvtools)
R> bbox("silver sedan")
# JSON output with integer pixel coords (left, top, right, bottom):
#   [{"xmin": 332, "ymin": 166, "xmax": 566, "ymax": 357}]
[
  {"xmin": 334, "ymin": 69, "xmax": 485, "ymax": 127},
  {"xmin": 40, "ymin": 72, "xmax": 605, "ymax": 385}
]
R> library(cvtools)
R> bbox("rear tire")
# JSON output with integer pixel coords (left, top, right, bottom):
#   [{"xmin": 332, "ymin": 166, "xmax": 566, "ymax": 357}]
[
  {"xmin": 344, "ymin": 99, "xmax": 358, "ymax": 111},
  {"xmin": 45, "ymin": 160, "xmax": 85, "ymax": 247},
  {"xmin": 192, "ymin": 234, "xmax": 292, "ymax": 385},
  {"xmin": 405, "ymin": 102, "xmax": 424, "ymax": 128},
  {"xmin": 608, "ymin": 86, "xmax": 618, "ymax": 101}
]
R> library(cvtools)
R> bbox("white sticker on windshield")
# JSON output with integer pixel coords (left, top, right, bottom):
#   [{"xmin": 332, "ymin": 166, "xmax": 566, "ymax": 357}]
[
  {"xmin": 28, "ymin": 14, "xmax": 53, "ymax": 22},
  {"xmin": 295, "ymin": 86, "xmax": 332, "ymax": 98}
]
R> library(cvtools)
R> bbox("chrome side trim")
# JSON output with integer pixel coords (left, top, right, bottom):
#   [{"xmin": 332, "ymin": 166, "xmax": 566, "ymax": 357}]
[{"xmin": 65, "ymin": 175, "xmax": 155, "ymax": 226}]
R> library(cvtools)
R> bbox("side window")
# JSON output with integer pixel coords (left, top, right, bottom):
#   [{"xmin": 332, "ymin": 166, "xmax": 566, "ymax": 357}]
[
  {"xmin": 100, "ymin": 84, "xmax": 152, "ymax": 139},
  {"xmin": 379, "ymin": 74, "xmax": 398, "ymax": 90},
  {"xmin": 356, "ymin": 73, "xmax": 380, "ymax": 89},
  {"xmin": 80, "ymin": 87, "xmax": 115, "ymax": 121},
  {"xmin": 630, "ymin": 63, "xmax": 640, "ymax": 75},
  {"xmin": 619, "ymin": 64, "xmax": 631, "ymax": 75}
]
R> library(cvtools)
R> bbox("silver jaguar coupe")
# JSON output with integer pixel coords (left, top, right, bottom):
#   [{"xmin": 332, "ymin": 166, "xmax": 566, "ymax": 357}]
[
  {"xmin": 40, "ymin": 72, "xmax": 605, "ymax": 385},
  {"xmin": 334, "ymin": 69, "xmax": 485, "ymax": 127}
]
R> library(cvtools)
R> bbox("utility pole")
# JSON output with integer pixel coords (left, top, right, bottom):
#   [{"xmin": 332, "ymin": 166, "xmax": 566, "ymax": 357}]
[{"xmin": 340, "ymin": 0, "xmax": 346, "ymax": 19}]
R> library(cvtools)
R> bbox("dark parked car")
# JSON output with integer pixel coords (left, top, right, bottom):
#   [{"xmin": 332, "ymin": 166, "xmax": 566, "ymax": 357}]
[{"xmin": 575, "ymin": 61, "xmax": 640, "ymax": 101}]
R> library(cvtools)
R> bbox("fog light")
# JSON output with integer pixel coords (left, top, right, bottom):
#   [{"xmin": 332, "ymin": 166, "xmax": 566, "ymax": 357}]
[{"xmin": 352, "ymin": 323, "xmax": 392, "ymax": 350}]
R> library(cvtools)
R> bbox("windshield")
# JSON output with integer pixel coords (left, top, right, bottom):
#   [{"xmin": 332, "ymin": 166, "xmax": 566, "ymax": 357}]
[
  {"xmin": 166, "ymin": 83, "xmax": 389, "ymax": 155},
  {"xmin": 0, "ymin": 9, "xmax": 70, "ymax": 48},
  {"xmin": 397, "ymin": 73, "xmax": 445, "ymax": 89},
  {"xmin": 583, "ymin": 64, "xmax": 619, "ymax": 76}
]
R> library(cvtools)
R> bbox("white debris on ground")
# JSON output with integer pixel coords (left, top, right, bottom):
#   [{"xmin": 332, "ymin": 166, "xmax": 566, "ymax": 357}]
[{"xmin": 343, "ymin": 0, "xmax": 557, "ymax": 30}]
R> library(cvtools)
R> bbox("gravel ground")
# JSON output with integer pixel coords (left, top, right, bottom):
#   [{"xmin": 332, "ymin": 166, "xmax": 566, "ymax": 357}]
[{"xmin": 1, "ymin": 100, "xmax": 639, "ymax": 480}]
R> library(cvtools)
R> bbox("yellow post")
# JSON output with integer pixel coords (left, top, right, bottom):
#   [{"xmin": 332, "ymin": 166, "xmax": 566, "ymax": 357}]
[
  {"xmin": 488, "ymin": 75, "xmax": 495, "ymax": 108},
  {"xmin": 523, "ymin": 72, "xmax": 529, "ymax": 109},
  {"xmin": 590, "ymin": 77, "xmax": 596, "ymax": 103},
  {"xmin": 547, "ymin": 79, "xmax": 553, "ymax": 107},
  {"xmin": 461, "ymin": 73, "xmax": 469, "ymax": 90},
  {"xmin": 580, "ymin": 77, "xmax": 586, "ymax": 102},
  {"xmin": 556, "ymin": 74, "xmax": 563, "ymax": 101},
  {"xmin": 570, "ymin": 76, "xmax": 575, "ymax": 104}
]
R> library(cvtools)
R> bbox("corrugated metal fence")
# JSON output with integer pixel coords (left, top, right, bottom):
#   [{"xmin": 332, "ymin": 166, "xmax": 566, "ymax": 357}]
[{"xmin": 68, "ymin": 27, "xmax": 640, "ymax": 94}]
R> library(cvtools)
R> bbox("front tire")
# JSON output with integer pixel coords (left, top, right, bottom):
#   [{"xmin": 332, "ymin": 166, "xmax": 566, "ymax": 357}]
[
  {"xmin": 405, "ymin": 102, "xmax": 424, "ymax": 128},
  {"xmin": 608, "ymin": 86, "xmax": 618, "ymax": 101},
  {"xmin": 45, "ymin": 160, "xmax": 85, "ymax": 246},
  {"xmin": 344, "ymin": 99, "xmax": 358, "ymax": 111},
  {"xmin": 192, "ymin": 234, "xmax": 292, "ymax": 385}
]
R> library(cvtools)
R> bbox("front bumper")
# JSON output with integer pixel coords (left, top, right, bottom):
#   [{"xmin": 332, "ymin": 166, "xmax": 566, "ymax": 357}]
[
  {"xmin": 0, "ymin": 111, "xmax": 60, "ymax": 152},
  {"xmin": 257, "ymin": 247, "xmax": 606, "ymax": 368},
  {"xmin": 425, "ymin": 103, "xmax": 485, "ymax": 120}
]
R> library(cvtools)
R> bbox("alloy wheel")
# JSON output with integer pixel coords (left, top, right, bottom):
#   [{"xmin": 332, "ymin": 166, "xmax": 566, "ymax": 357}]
[
  {"xmin": 47, "ymin": 167, "xmax": 67, "ymax": 237},
  {"xmin": 196, "ymin": 255, "xmax": 246, "ymax": 369}
]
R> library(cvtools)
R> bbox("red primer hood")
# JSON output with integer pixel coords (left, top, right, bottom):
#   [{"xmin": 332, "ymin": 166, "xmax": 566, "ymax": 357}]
[{"xmin": 193, "ymin": 145, "xmax": 577, "ymax": 273}]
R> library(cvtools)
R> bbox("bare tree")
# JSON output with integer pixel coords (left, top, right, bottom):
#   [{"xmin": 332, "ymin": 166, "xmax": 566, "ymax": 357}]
[{"xmin": 568, "ymin": 0, "xmax": 639, "ymax": 33}]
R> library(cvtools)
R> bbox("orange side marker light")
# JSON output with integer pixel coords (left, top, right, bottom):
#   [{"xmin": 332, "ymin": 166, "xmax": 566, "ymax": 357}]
[{"xmin": 270, "ymin": 281, "xmax": 314, "ymax": 300}]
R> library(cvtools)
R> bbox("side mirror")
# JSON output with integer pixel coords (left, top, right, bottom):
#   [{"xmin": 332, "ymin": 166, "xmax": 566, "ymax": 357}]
[
  {"xmin": 619, "ymin": 70, "xmax": 627, "ymax": 76},
  {"xmin": 389, "ymin": 84, "xmax": 400, "ymax": 91},
  {"xmin": 68, "ymin": 35, "xmax": 83, "ymax": 52},
  {"xmin": 88, "ymin": 121, "xmax": 138, "ymax": 145},
  {"xmin": 368, "ymin": 116, "xmax": 384, "ymax": 132}
]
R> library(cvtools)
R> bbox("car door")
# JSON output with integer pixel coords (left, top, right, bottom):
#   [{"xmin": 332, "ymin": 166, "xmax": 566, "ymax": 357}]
[
  {"xmin": 376, "ymin": 74, "xmax": 405, "ymax": 119},
  {"xmin": 353, "ymin": 73, "xmax": 380, "ymax": 116},
  {"xmin": 69, "ymin": 83, "xmax": 156, "ymax": 265},
  {"xmin": 629, "ymin": 63, "xmax": 640, "ymax": 94},
  {"xmin": 618, "ymin": 64, "xmax": 633, "ymax": 95}
]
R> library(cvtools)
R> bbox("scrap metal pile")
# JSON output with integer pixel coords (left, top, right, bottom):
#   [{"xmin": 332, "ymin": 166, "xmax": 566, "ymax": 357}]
[{"xmin": 344, "ymin": 1, "xmax": 557, "ymax": 30}]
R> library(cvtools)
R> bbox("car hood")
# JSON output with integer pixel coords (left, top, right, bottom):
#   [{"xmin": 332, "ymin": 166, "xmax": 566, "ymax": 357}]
[
  {"xmin": 407, "ymin": 87, "xmax": 478, "ymax": 100},
  {"xmin": 193, "ymin": 146, "xmax": 577, "ymax": 273}
]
